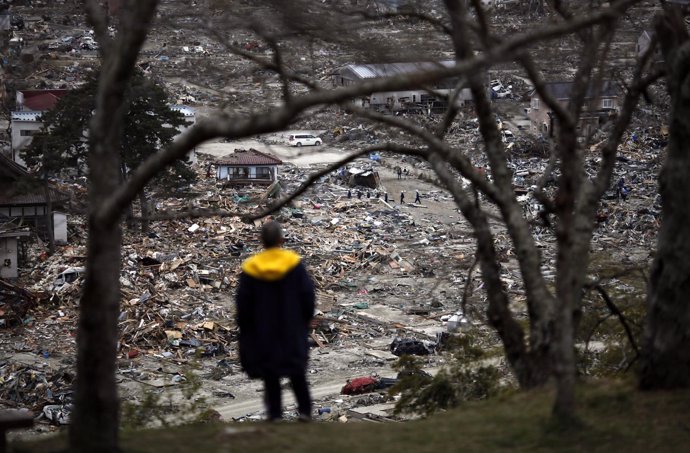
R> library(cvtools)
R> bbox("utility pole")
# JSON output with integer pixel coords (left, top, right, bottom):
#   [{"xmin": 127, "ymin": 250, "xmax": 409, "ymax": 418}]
[{"xmin": 42, "ymin": 139, "xmax": 55, "ymax": 255}]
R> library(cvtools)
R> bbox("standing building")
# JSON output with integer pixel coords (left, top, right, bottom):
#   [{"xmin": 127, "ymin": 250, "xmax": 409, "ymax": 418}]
[
  {"xmin": 528, "ymin": 81, "xmax": 619, "ymax": 137},
  {"xmin": 10, "ymin": 89, "xmax": 70, "ymax": 166}
]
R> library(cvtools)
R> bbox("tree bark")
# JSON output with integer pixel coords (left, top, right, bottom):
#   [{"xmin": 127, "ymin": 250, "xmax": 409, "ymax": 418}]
[
  {"xmin": 640, "ymin": 8, "xmax": 690, "ymax": 389},
  {"xmin": 70, "ymin": 2, "xmax": 159, "ymax": 450},
  {"xmin": 445, "ymin": 0, "xmax": 555, "ymax": 388}
]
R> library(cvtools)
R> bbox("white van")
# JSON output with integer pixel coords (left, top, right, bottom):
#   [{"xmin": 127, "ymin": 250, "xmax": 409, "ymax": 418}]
[{"xmin": 288, "ymin": 134, "xmax": 322, "ymax": 147}]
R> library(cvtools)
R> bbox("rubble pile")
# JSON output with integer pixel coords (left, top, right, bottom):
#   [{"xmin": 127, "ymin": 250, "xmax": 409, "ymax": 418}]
[{"xmin": 0, "ymin": 0, "xmax": 670, "ymax": 431}]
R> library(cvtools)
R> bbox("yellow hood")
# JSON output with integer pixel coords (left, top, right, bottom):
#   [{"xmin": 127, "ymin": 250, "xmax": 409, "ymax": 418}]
[{"xmin": 241, "ymin": 248, "xmax": 302, "ymax": 281}]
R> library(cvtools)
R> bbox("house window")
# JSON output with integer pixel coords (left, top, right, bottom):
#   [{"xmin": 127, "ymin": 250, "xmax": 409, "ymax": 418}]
[
  {"xmin": 20, "ymin": 130, "xmax": 37, "ymax": 137},
  {"xmin": 413, "ymin": 95, "xmax": 417, "ymax": 102},
  {"xmin": 602, "ymin": 98, "xmax": 614, "ymax": 109},
  {"xmin": 531, "ymin": 98, "xmax": 539, "ymax": 110},
  {"xmin": 230, "ymin": 167, "xmax": 248, "ymax": 178},
  {"xmin": 257, "ymin": 167, "xmax": 271, "ymax": 179}
]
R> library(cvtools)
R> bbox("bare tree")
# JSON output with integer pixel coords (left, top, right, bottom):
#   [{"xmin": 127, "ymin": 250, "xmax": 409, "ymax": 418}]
[
  {"xmin": 70, "ymin": 1, "xmax": 159, "ymax": 450},
  {"xmin": 69, "ymin": 0, "xmax": 657, "ymax": 449},
  {"xmin": 640, "ymin": 5, "xmax": 690, "ymax": 390}
]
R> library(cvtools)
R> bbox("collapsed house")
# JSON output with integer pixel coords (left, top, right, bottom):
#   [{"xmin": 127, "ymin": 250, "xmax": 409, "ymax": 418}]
[
  {"xmin": 344, "ymin": 167, "xmax": 380, "ymax": 189},
  {"xmin": 528, "ymin": 80, "xmax": 619, "ymax": 137},
  {"xmin": 332, "ymin": 61, "xmax": 472, "ymax": 113},
  {"xmin": 212, "ymin": 149, "xmax": 282, "ymax": 185}
]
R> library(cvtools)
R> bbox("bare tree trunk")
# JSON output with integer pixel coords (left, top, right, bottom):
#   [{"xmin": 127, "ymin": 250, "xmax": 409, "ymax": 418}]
[
  {"xmin": 552, "ymin": 123, "xmax": 582, "ymax": 418},
  {"xmin": 445, "ymin": 0, "xmax": 555, "ymax": 388},
  {"xmin": 70, "ymin": 2, "xmax": 159, "ymax": 450},
  {"xmin": 139, "ymin": 190, "xmax": 150, "ymax": 234},
  {"xmin": 123, "ymin": 163, "xmax": 136, "ymax": 230},
  {"xmin": 42, "ymin": 141, "xmax": 55, "ymax": 255},
  {"xmin": 640, "ymin": 8, "xmax": 690, "ymax": 390}
]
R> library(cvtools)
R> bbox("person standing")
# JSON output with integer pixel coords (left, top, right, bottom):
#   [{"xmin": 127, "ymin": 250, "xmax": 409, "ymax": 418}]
[
  {"xmin": 414, "ymin": 189, "xmax": 421, "ymax": 204},
  {"xmin": 400, "ymin": 191, "xmax": 405, "ymax": 204},
  {"xmin": 236, "ymin": 221, "xmax": 315, "ymax": 422},
  {"xmin": 397, "ymin": 167, "xmax": 402, "ymax": 180}
]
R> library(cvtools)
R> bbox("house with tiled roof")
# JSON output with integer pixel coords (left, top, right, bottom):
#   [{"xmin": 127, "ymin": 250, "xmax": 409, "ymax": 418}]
[
  {"xmin": 0, "ymin": 153, "xmax": 69, "ymax": 246},
  {"xmin": 10, "ymin": 89, "xmax": 70, "ymax": 166},
  {"xmin": 213, "ymin": 149, "xmax": 282, "ymax": 185}
]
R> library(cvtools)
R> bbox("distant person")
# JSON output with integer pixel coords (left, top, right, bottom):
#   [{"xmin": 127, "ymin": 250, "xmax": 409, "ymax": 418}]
[
  {"xmin": 236, "ymin": 221, "xmax": 315, "ymax": 422},
  {"xmin": 397, "ymin": 167, "xmax": 402, "ymax": 180},
  {"xmin": 414, "ymin": 190, "xmax": 421, "ymax": 204},
  {"xmin": 357, "ymin": 190, "xmax": 363, "ymax": 199},
  {"xmin": 347, "ymin": 189, "xmax": 352, "ymax": 199},
  {"xmin": 616, "ymin": 177, "xmax": 626, "ymax": 200},
  {"xmin": 400, "ymin": 191, "xmax": 405, "ymax": 204}
]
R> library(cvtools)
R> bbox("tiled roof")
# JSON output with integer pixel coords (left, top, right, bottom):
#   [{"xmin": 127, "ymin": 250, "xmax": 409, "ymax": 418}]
[
  {"xmin": 0, "ymin": 153, "xmax": 69, "ymax": 206},
  {"xmin": 214, "ymin": 149, "xmax": 282, "ymax": 166},
  {"xmin": 18, "ymin": 89, "xmax": 70, "ymax": 112},
  {"xmin": 0, "ymin": 152, "xmax": 30, "ymax": 179},
  {"xmin": 0, "ymin": 189, "xmax": 69, "ymax": 206}
]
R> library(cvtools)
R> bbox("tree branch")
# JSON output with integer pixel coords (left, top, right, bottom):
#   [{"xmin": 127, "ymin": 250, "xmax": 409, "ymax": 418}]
[
  {"xmin": 96, "ymin": 0, "xmax": 642, "ymax": 226},
  {"xmin": 590, "ymin": 284, "xmax": 640, "ymax": 357}
]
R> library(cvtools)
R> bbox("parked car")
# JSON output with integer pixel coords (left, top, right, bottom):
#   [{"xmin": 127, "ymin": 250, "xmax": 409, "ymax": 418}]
[{"xmin": 288, "ymin": 134, "xmax": 322, "ymax": 147}]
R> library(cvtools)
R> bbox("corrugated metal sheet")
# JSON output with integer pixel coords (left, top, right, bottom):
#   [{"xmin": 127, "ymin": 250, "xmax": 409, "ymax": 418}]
[
  {"xmin": 541, "ymin": 80, "xmax": 618, "ymax": 100},
  {"xmin": 11, "ymin": 111, "xmax": 42, "ymax": 122},
  {"xmin": 344, "ymin": 60, "xmax": 455, "ymax": 80}
]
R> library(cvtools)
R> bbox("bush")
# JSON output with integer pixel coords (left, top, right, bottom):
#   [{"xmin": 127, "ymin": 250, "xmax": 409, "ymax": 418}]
[{"xmin": 390, "ymin": 334, "xmax": 501, "ymax": 416}]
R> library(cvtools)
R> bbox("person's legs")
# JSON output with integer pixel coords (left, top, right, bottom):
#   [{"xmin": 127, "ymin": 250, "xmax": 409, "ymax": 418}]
[
  {"xmin": 289, "ymin": 373, "xmax": 312, "ymax": 419},
  {"xmin": 264, "ymin": 374, "xmax": 283, "ymax": 421}
]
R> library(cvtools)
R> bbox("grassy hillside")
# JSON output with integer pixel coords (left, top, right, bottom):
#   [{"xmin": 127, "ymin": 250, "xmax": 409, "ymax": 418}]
[{"xmin": 13, "ymin": 380, "xmax": 690, "ymax": 453}]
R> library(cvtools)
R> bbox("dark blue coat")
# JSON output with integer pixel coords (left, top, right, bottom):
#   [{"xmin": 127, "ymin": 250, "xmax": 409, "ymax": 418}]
[{"xmin": 236, "ymin": 248, "xmax": 315, "ymax": 378}]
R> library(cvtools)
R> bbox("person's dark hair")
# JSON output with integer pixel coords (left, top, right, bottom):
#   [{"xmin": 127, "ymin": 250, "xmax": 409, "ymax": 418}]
[{"xmin": 261, "ymin": 221, "xmax": 284, "ymax": 248}]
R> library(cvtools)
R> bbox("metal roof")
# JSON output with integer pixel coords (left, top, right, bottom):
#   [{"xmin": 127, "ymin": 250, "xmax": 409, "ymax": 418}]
[
  {"xmin": 214, "ymin": 149, "xmax": 282, "ymax": 166},
  {"xmin": 169, "ymin": 105, "xmax": 195, "ymax": 117},
  {"xmin": 536, "ymin": 80, "xmax": 618, "ymax": 100},
  {"xmin": 11, "ymin": 111, "xmax": 42, "ymax": 122},
  {"xmin": 342, "ymin": 60, "xmax": 455, "ymax": 79}
]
